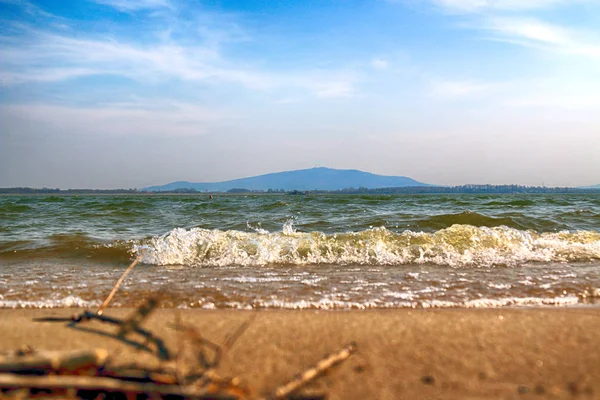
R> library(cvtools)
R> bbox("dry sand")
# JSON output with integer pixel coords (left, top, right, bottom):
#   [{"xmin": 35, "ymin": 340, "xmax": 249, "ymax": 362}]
[{"xmin": 1, "ymin": 308, "xmax": 599, "ymax": 399}]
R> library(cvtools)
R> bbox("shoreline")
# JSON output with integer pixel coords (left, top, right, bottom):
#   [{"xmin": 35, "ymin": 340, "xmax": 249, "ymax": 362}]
[{"xmin": 1, "ymin": 308, "xmax": 598, "ymax": 399}]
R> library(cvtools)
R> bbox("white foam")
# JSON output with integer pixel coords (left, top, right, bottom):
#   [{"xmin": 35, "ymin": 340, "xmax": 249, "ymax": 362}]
[
  {"xmin": 462, "ymin": 296, "xmax": 580, "ymax": 308},
  {"xmin": 0, "ymin": 296, "xmax": 100, "ymax": 309},
  {"xmin": 178, "ymin": 295, "xmax": 582, "ymax": 310},
  {"xmin": 133, "ymin": 225, "xmax": 600, "ymax": 268}
]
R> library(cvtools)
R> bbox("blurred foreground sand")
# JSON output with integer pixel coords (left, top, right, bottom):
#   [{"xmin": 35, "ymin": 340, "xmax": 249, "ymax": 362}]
[{"xmin": 1, "ymin": 308, "xmax": 599, "ymax": 399}]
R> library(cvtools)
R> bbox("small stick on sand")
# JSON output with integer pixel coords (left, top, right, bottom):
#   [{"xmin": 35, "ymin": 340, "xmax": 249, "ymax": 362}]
[
  {"xmin": 0, "ymin": 374, "xmax": 238, "ymax": 399},
  {"xmin": 272, "ymin": 342, "xmax": 357, "ymax": 400},
  {"xmin": 71, "ymin": 299, "xmax": 171, "ymax": 361},
  {"xmin": 117, "ymin": 297, "xmax": 158, "ymax": 338},
  {"xmin": 223, "ymin": 314, "xmax": 257, "ymax": 352},
  {"xmin": 173, "ymin": 321, "xmax": 222, "ymax": 370},
  {"xmin": 174, "ymin": 310, "xmax": 186, "ymax": 384},
  {"xmin": 0, "ymin": 349, "xmax": 108, "ymax": 374},
  {"xmin": 97, "ymin": 256, "xmax": 142, "ymax": 316}
]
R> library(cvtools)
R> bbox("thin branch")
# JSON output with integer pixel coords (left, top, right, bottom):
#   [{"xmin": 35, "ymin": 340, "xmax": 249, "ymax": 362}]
[
  {"xmin": 97, "ymin": 255, "xmax": 142, "ymax": 316},
  {"xmin": 273, "ymin": 342, "xmax": 357, "ymax": 400},
  {"xmin": 223, "ymin": 314, "xmax": 257, "ymax": 353},
  {"xmin": 0, "ymin": 374, "xmax": 238, "ymax": 399}
]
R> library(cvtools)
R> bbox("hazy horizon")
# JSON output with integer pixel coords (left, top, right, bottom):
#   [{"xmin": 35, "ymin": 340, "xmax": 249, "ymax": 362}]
[
  {"xmin": 1, "ymin": 0, "xmax": 599, "ymax": 189},
  {"xmin": 1, "ymin": 166, "xmax": 599, "ymax": 190}
]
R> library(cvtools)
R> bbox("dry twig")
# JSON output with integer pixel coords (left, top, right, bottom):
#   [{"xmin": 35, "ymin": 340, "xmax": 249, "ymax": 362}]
[
  {"xmin": 8, "ymin": 256, "xmax": 356, "ymax": 400},
  {"xmin": 97, "ymin": 255, "xmax": 142, "ymax": 316},
  {"xmin": 70, "ymin": 298, "xmax": 171, "ymax": 361},
  {"xmin": 0, "ymin": 373, "xmax": 238, "ymax": 399},
  {"xmin": 272, "ymin": 342, "xmax": 357, "ymax": 400},
  {"xmin": 0, "ymin": 349, "xmax": 108, "ymax": 375}
]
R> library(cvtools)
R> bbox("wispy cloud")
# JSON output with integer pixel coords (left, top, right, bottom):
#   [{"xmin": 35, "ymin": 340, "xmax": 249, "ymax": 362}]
[
  {"xmin": 0, "ymin": 29, "xmax": 358, "ymax": 97},
  {"xmin": 486, "ymin": 18, "xmax": 569, "ymax": 45},
  {"xmin": 507, "ymin": 90, "xmax": 600, "ymax": 110},
  {"xmin": 313, "ymin": 78, "xmax": 356, "ymax": 98},
  {"xmin": 1, "ymin": 28, "xmax": 226, "ymax": 84},
  {"xmin": 0, "ymin": 2, "xmax": 359, "ymax": 98},
  {"xmin": 0, "ymin": 0, "xmax": 65, "ymax": 22},
  {"xmin": 428, "ymin": 0, "xmax": 582, "ymax": 13},
  {"xmin": 417, "ymin": 0, "xmax": 600, "ymax": 61},
  {"xmin": 428, "ymin": 79, "xmax": 497, "ymax": 98},
  {"xmin": 92, "ymin": 0, "xmax": 172, "ymax": 12},
  {"xmin": 486, "ymin": 18, "xmax": 600, "ymax": 59},
  {"xmin": 427, "ymin": 75, "xmax": 600, "ymax": 110},
  {"xmin": 370, "ymin": 58, "xmax": 390, "ymax": 70},
  {"xmin": 1, "ymin": 100, "xmax": 229, "ymax": 136}
]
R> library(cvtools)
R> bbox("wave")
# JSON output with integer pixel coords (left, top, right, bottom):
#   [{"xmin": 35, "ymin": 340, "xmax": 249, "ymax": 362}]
[
  {"xmin": 0, "ymin": 234, "xmax": 132, "ymax": 263},
  {"xmin": 412, "ymin": 211, "xmax": 527, "ymax": 230},
  {"xmin": 2, "ymin": 221, "xmax": 599, "ymax": 268},
  {"xmin": 0, "ymin": 296, "xmax": 100, "ymax": 309},
  {"xmin": 134, "ymin": 223, "xmax": 600, "ymax": 267},
  {"xmin": 0, "ymin": 295, "xmax": 584, "ymax": 310},
  {"xmin": 0, "ymin": 203, "xmax": 34, "ymax": 213},
  {"xmin": 484, "ymin": 199, "xmax": 536, "ymax": 207},
  {"xmin": 37, "ymin": 196, "xmax": 67, "ymax": 203},
  {"xmin": 204, "ymin": 296, "xmax": 583, "ymax": 310}
]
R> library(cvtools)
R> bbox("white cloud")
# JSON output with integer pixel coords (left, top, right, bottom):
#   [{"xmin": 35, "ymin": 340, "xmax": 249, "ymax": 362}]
[
  {"xmin": 1, "ymin": 67, "xmax": 101, "ymax": 85},
  {"xmin": 428, "ymin": 79, "xmax": 496, "ymax": 97},
  {"xmin": 429, "ymin": 0, "xmax": 581, "ymax": 13},
  {"xmin": 417, "ymin": 0, "xmax": 600, "ymax": 61},
  {"xmin": 1, "ymin": 101, "xmax": 229, "ymax": 136},
  {"xmin": 274, "ymin": 97, "xmax": 302, "ymax": 104},
  {"xmin": 1, "ymin": 37, "xmax": 358, "ymax": 94},
  {"xmin": 0, "ymin": 0, "xmax": 63, "ymax": 20},
  {"xmin": 92, "ymin": 0, "xmax": 172, "ymax": 12},
  {"xmin": 427, "ymin": 75, "xmax": 600, "ymax": 110},
  {"xmin": 509, "ymin": 92, "xmax": 600, "ymax": 110},
  {"xmin": 370, "ymin": 58, "xmax": 389, "ymax": 70},
  {"xmin": 504, "ymin": 79, "xmax": 600, "ymax": 110},
  {"xmin": 314, "ymin": 79, "xmax": 356, "ymax": 98},
  {"xmin": 486, "ymin": 18, "xmax": 569, "ymax": 45},
  {"xmin": 485, "ymin": 17, "xmax": 600, "ymax": 60},
  {"xmin": 0, "ymin": 9, "xmax": 358, "ymax": 98}
]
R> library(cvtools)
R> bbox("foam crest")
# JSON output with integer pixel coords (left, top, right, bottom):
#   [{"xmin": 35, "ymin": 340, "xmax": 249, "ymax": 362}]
[
  {"xmin": 134, "ymin": 224, "xmax": 600, "ymax": 267},
  {"xmin": 181, "ymin": 296, "xmax": 582, "ymax": 310},
  {"xmin": 0, "ymin": 296, "xmax": 100, "ymax": 309}
]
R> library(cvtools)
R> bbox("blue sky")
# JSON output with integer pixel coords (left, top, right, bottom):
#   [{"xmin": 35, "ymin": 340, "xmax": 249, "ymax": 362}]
[{"xmin": 1, "ymin": 0, "xmax": 599, "ymax": 188}]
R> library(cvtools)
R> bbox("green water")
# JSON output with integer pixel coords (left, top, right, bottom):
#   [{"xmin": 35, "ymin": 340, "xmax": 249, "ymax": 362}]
[{"xmin": 1, "ymin": 194, "xmax": 599, "ymax": 309}]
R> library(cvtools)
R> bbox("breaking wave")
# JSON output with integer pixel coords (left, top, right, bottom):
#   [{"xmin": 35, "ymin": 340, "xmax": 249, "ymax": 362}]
[
  {"xmin": 0, "ymin": 296, "xmax": 100, "ymax": 309},
  {"xmin": 134, "ymin": 223, "xmax": 600, "ymax": 268},
  {"xmin": 0, "ymin": 234, "xmax": 132, "ymax": 263}
]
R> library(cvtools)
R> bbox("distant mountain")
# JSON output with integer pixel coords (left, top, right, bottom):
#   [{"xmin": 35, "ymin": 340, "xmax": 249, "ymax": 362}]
[
  {"xmin": 143, "ymin": 167, "xmax": 429, "ymax": 192},
  {"xmin": 579, "ymin": 184, "xmax": 600, "ymax": 189}
]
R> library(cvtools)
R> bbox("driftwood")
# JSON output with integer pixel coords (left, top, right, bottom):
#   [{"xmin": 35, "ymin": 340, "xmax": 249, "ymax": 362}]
[
  {"xmin": 272, "ymin": 342, "xmax": 357, "ymax": 400},
  {"xmin": 223, "ymin": 314, "xmax": 256, "ymax": 353},
  {"xmin": 3, "ymin": 316, "xmax": 356, "ymax": 400},
  {"xmin": 70, "ymin": 297, "xmax": 170, "ymax": 361},
  {"xmin": 0, "ymin": 374, "xmax": 239, "ymax": 399},
  {"xmin": 7, "ymin": 301, "xmax": 252, "ymax": 398},
  {"xmin": 0, "ymin": 349, "xmax": 108, "ymax": 375},
  {"xmin": 2, "ymin": 257, "xmax": 358, "ymax": 399},
  {"xmin": 171, "ymin": 320, "xmax": 223, "ymax": 371},
  {"xmin": 96, "ymin": 255, "xmax": 142, "ymax": 316}
]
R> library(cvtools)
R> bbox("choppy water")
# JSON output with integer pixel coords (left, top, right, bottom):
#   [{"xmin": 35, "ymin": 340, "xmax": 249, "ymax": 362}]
[{"xmin": 1, "ymin": 194, "xmax": 599, "ymax": 309}]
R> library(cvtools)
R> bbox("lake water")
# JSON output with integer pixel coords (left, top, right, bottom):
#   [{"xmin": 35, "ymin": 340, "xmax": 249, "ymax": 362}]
[{"xmin": 1, "ymin": 193, "xmax": 599, "ymax": 309}]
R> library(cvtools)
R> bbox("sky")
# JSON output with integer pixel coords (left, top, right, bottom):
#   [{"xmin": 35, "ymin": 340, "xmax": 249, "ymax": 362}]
[{"xmin": 1, "ymin": 0, "xmax": 599, "ymax": 188}]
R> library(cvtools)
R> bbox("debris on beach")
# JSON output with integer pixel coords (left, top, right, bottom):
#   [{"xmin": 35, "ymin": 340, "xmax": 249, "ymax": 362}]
[
  {"xmin": 0, "ymin": 257, "xmax": 357, "ymax": 399},
  {"xmin": 273, "ymin": 342, "xmax": 357, "ymax": 400}
]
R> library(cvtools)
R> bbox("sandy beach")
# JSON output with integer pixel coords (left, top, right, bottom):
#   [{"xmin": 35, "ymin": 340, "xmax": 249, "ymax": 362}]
[{"xmin": 1, "ymin": 307, "xmax": 599, "ymax": 399}]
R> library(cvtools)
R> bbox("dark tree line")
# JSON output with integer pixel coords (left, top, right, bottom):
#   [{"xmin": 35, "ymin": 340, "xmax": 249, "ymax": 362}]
[
  {"xmin": 0, "ymin": 187, "xmax": 139, "ymax": 194},
  {"xmin": 1, "ymin": 185, "xmax": 598, "ymax": 195},
  {"xmin": 329, "ymin": 185, "xmax": 600, "ymax": 194}
]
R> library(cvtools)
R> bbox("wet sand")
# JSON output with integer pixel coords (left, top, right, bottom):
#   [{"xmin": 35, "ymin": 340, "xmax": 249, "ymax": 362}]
[{"xmin": 1, "ymin": 308, "xmax": 599, "ymax": 399}]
